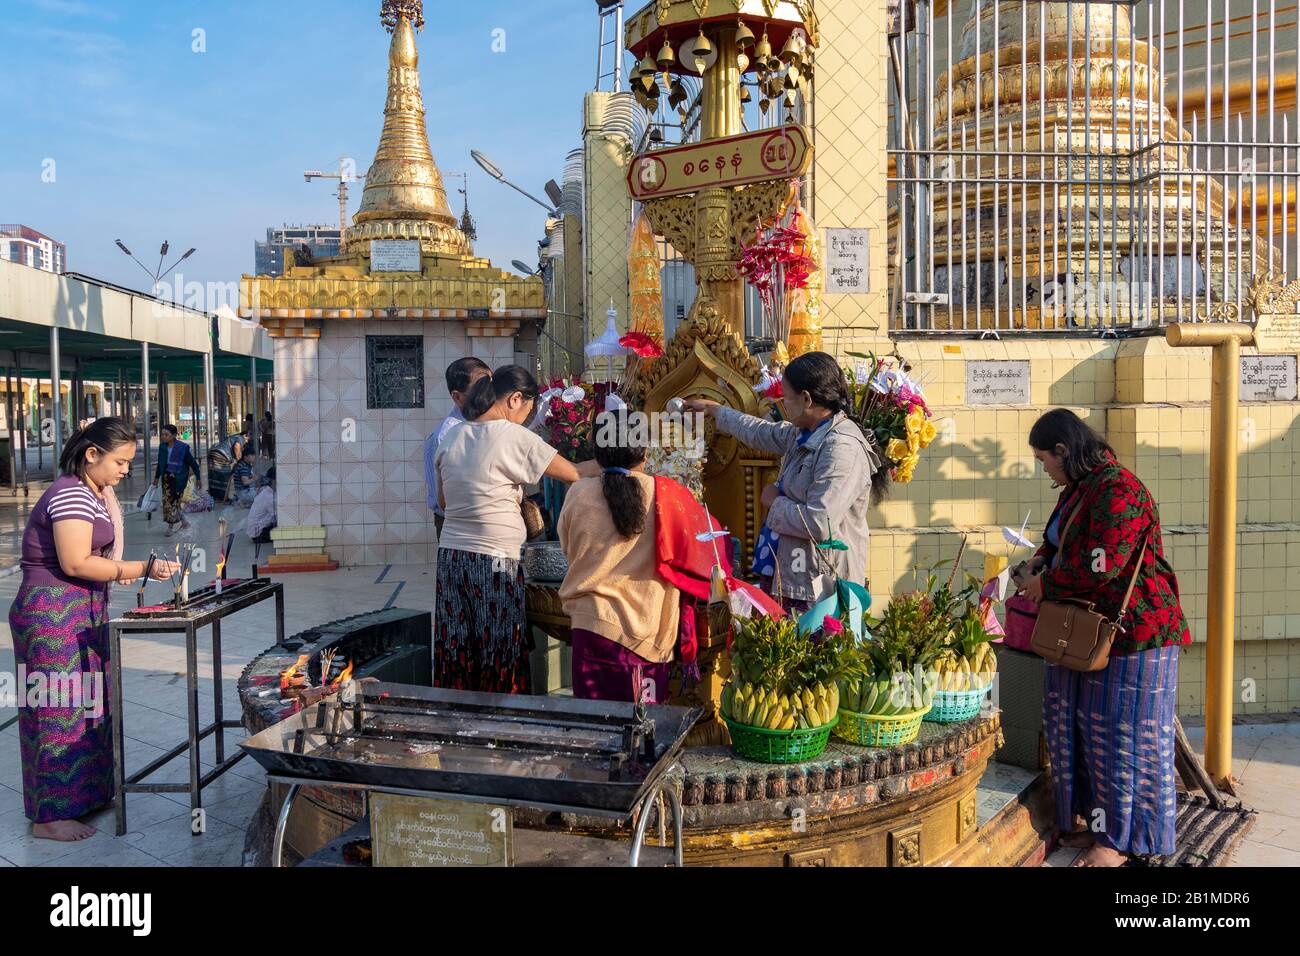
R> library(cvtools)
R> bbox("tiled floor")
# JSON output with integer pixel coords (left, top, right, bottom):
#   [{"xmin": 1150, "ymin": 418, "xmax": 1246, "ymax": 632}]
[
  {"xmin": 1041, "ymin": 721, "xmax": 1300, "ymax": 866},
  {"xmin": 0, "ymin": 502, "xmax": 436, "ymax": 866}
]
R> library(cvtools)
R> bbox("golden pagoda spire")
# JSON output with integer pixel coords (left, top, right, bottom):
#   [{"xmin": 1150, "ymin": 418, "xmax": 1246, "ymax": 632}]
[{"xmin": 350, "ymin": 0, "xmax": 471, "ymax": 258}]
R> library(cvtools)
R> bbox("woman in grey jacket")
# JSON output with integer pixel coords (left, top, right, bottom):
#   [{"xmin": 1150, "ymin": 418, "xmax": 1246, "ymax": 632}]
[{"xmin": 686, "ymin": 352, "xmax": 882, "ymax": 611}]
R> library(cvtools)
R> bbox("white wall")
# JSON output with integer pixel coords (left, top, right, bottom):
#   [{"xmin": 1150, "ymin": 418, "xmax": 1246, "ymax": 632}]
[{"xmin": 274, "ymin": 319, "xmax": 518, "ymax": 567}]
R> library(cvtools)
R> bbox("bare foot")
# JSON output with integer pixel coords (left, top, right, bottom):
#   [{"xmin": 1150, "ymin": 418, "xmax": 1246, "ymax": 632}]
[
  {"xmin": 1058, "ymin": 830, "xmax": 1096, "ymax": 849},
  {"xmin": 32, "ymin": 819, "xmax": 96, "ymax": 842},
  {"xmin": 1072, "ymin": 844, "xmax": 1127, "ymax": 867}
]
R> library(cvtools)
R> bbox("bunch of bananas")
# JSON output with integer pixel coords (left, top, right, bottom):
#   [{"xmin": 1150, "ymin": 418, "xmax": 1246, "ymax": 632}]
[
  {"xmin": 838, "ymin": 663, "xmax": 936, "ymax": 716},
  {"xmin": 721, "ymin": 680, "xmax": 839, "ymax": 730},
  {"xmin": 935, "ymin": 643, "xmax": 996, "ymax": 691}
]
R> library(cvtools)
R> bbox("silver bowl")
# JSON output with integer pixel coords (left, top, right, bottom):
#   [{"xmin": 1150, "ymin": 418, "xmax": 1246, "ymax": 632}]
[{"xmin": 523, "ymin": 541, "xmax": 568, "ymax": 582}]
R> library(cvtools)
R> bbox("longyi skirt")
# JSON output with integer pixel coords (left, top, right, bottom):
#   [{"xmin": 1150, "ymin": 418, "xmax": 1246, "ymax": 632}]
[
  {"xmin": 433, "ymin": 548, "xmax": 532, "ymax": 694},
  {"xmin": 9, "ymin": 582, "xmax": 113, "ymax": 823},
  {"xmin": 1042, "ymin": 644, "xmax": 1180, "ymax": 857}
]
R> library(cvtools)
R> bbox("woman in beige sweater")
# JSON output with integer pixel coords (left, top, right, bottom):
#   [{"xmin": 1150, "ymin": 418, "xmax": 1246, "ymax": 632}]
[{"xmin": 558, "ymin": 419, "xmax": 679, "ymax": 704}]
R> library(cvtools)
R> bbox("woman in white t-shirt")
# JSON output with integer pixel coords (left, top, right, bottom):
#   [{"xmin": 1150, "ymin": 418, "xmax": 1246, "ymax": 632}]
[{"xmin": 434, "ymin": 365, "xmax": 581, "ymax": 693}]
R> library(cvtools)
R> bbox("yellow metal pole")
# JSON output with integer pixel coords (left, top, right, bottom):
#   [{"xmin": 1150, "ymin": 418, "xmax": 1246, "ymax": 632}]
[
  {"xmin": 1166, "ymin": 322, "xmax": 1251, "ymax": 791},
  {"xmin": 695, "ymin": 26, "xmax": 747, "ymax": 334},
  {"xmin": 1204, "ymin": 333, "xmax": 1239, "ymax": 790}
]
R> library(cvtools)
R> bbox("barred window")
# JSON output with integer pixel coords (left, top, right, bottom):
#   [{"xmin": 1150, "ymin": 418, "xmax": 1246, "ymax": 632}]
[{"xmin": 365, "ymin": 335, "xmax": 424, "ymax": 409}]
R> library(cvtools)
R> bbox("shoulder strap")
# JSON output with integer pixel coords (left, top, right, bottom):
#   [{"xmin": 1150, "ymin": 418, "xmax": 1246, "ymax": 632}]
[
  {"xmin": 1056, "ymin": 490, "xmax": 1088, "ymax": 544},
  {"xmin": 1116, "ymin": 533, "xmax": 1150, "ymax": 621}
]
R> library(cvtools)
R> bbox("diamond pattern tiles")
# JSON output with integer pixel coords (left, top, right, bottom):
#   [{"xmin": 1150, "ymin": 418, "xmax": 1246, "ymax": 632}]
[{"xmin": 812, "ymin": 0, "xmax": 892, "ymax": 353}]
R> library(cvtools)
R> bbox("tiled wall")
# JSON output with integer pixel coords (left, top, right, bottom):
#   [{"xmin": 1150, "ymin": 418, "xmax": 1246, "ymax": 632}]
[
  {"xmin": 274, "ymin": 320, "xmax": 519, "ymax": 567},
  {"xmin": 846, "ymin": 337, "xmax": 1300, "ymax": 717}
]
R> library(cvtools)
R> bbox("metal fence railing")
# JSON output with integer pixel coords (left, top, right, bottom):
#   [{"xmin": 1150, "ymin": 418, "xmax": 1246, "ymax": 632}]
[{"xmin": 889, "ymin": 0, "xmax": 1300, "ymax": 333}]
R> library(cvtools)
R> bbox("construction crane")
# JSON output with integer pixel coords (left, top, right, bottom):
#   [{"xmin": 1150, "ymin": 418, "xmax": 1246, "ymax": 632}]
[{"xmin": 304, "ymin": 157, "xmax": 365, "ymax": 235}]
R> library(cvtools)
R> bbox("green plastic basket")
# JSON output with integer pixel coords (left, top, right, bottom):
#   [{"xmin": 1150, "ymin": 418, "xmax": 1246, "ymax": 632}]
[
  {"xmin": 924, "ymin": 683, "xmax": 992, "ymax": 723},
  {"xmin": 833, "ymin": 706, "xmax": 929, "ymax": 747},
  {"xmin": 722, "ymin": 713, "xmax": 839, "ymax": 764}
]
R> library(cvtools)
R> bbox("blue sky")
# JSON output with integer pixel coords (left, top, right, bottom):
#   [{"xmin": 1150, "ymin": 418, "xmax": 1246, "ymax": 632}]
[{"xmin": 0, "ymin": 0, "xmax": 600, "ymax": 305}]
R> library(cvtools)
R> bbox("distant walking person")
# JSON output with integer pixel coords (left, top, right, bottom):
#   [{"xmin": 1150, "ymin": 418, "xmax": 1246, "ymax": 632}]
[
  {"xmin": 259, "ymin": 411, "xmax": 275, "ymax": 459},
  {"xmin": 10, "ymin": 418, "xmax": 176, "ymax": 841},
  {"xmin": 153, "ymin": 424, "xmax": 201, "ymax": 536},
  {"xmin": 243, "ymin": 413, "xmax": 258, "ymax": 458}
]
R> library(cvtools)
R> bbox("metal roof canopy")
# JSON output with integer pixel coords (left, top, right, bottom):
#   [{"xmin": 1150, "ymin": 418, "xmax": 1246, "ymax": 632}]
[{"xmin": 0, "ymin": 317, "xmax": 273, "ymax": 382}]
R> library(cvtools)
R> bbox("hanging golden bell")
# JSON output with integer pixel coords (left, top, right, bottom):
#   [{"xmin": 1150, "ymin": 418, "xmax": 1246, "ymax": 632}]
[
  {"xmin": 692, "ymin": 28, "xmax": 712, "ymax": 59},
  {"xmin": 739, "ymin": 83, "xmax": 751, "ymax": 103},
  {"xmin": 637, "ymin": 54, "xmax": 657, "ymax": 78},
  {"xmin": 755, "ymin": 31, "xmax": 772, "ymax": 60},
  {"xmin": 767, "ymin": 75, "xmax": 783, "ymax": 97},
  {"xmin": 735, "ymin": 20, "xmax": 755, "ymax": 49},
  {"xmin": 779, "ymin": 34, "xmax": 802, "ymax": 65},
  {"xmin": 737, "ymin": 51, "xmax": 750, "ymax": 73},
  {"xmin": 656, "ymin": 36, "xmax": 676, "ymax": 71},
  {"xmin": 759, "ymin": 96, "xmax": 771, "ymax": 114}
]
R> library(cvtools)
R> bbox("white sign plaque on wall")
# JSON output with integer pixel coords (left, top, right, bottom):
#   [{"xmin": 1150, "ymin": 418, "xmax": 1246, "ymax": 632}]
[
  {"xmin": 966, "ymin": 360, "xmax": 1032, "ymax": 405},
  {"xmin": 1240, "ymin": 355, "xmax": 1299, "ymax": 402},
  {"xmin": 370, "ymin": 239, "xmax": 422, "ymax": 273},
  {"xmin": 823, "ymin": 228, "xmax": 871, "ymax": 294}
]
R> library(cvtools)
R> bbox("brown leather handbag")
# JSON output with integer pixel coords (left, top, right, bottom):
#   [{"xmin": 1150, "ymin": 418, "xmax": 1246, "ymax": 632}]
[{"xmin": 1029, "ymin": 498, "xmax": 1149, "ymax": 672}]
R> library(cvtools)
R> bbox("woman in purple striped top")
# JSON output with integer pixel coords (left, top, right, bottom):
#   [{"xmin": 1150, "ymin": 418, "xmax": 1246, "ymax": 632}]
[{"xmin": 8, "ymin": 418, "xmax": 176, "ymax": 842}]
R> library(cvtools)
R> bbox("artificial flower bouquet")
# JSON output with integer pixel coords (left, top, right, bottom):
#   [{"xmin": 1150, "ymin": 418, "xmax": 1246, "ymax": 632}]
[
  {"xmin": 844, "ymin": 352, "xmax": 936, "ymax": 484},
  {"xmin": 538, "ymin": 376, "xmax": 600, "ymax": 462}
]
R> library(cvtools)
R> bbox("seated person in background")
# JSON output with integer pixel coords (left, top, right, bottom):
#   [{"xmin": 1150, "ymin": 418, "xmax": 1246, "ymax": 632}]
[
  {"xmin": 230, "ymin": 449, "xmax": 258, "ymax": 506},
  {"xmin": 246, "ymin": 467, "xmax": 276, "ymax": 542}
]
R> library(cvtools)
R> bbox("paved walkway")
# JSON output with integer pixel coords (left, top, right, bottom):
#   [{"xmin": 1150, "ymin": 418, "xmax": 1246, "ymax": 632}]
[
  {"xmin": 0, "ymin": 505, "xmax": 435, "ymax": 866},
  {"xmin": 0, "ymin": 444, "xmax": 272, "ymax": 575},
  {"xmin": 1040, "ymin": 719, "xmax": 1299, "ymax": 867}
]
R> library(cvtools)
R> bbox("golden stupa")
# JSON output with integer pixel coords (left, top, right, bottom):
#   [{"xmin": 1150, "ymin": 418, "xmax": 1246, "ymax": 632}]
[
  {"xmin": 240, "ymin": 0, "xmax": 542, "ymax": 338},
  {"xmin": 916, "ymin": 0, "xmax": 1270, "ymax": 329}
]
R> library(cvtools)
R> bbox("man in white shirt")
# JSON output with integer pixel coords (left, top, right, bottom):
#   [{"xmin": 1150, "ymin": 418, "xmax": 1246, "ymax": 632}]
[{"xmin": 426, "ymin": 357, "xmax": 491, "ymax": 537}]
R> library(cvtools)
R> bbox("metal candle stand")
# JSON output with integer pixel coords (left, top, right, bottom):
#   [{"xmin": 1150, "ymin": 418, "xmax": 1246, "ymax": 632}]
[
  {"xmin": 241, "ymin": 683, "xmax": 698, "ymax": 867},
  {"xmin": 109, "ymin": 574, "xmax": 286, "ymax": 836}
]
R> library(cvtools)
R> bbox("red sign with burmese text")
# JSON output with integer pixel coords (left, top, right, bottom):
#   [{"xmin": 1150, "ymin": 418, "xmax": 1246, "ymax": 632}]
[{"xmin": 627, "ymin": 125, "xmax": 813, "ymax": 200}]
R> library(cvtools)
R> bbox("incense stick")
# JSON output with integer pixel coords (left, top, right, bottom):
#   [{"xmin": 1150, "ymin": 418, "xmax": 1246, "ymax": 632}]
[
  {"xmin": 945, "ymin": 533, "xmax": 969, "ymax": 590},
  {"xmin": 139, "ymin": 552, "xmax": 156, "ymax": 594}
]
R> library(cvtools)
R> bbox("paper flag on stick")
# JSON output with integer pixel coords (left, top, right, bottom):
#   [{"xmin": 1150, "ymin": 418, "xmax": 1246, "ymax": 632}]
[
  {"xmin": 990, "ymin": 568, "xmax": 1013, "ymax": 602},
  {"xmin": 1002, "ymin": 526, "xmax": 1035, "ymax": 550}
]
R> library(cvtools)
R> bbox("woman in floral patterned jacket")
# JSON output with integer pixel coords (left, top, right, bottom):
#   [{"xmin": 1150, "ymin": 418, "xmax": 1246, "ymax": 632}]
[{"xmin": 1018, "ymin": 409, "xmax": 1191, "ymax": 867}]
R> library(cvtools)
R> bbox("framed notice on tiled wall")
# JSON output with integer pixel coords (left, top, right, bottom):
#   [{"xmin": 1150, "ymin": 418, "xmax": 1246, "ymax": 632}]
[
  {"xmin": 823, "ymin": 228, "xmax": 870, "ymax": 293},
  {"xmin": 1240, "ymin": 355, "xmax": 1298, "ymax": 402},
  {"xmin": 966, "ymin": 360, "xmax": 1031, "ymax": 405}
]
